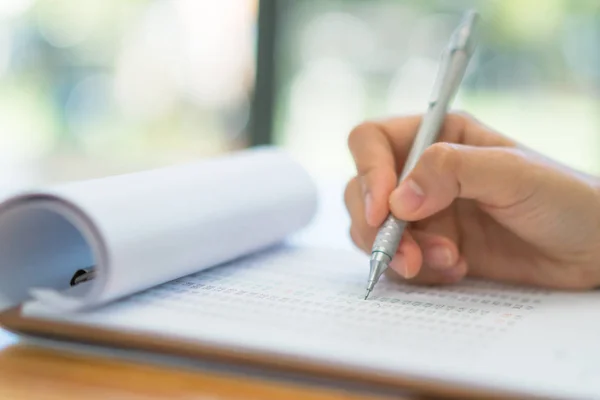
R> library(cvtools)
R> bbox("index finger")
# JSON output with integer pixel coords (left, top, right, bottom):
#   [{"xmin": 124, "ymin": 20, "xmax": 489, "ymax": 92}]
[{"xmin": 347, "ymin": 117, "xmax": 421, "ymax": 227}]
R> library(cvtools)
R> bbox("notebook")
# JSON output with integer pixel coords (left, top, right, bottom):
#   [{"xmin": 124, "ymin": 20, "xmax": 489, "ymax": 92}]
[{"xmin": 1, "ymin": 146, "xmax": 600, "ymax": 400}]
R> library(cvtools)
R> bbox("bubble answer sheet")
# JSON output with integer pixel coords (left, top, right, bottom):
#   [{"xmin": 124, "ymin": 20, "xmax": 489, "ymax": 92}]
[
  {"xmin": 1, "ymin": 148, "xmax": 600, "ymax": 400},
  {"xmin": 18, "ymin": 246, "xmax": 600, "ymax": 400}
]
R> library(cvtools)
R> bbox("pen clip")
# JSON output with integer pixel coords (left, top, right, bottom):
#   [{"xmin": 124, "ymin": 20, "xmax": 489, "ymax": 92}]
[{"xmin": 428, "ymin": 53, "xmax": 449, "ymax": 106}]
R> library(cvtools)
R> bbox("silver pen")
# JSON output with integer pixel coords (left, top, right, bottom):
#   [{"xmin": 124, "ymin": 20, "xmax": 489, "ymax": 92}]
[{"xmin": 365, "ymin": 10, "xmax": 479, "ymax": 300}]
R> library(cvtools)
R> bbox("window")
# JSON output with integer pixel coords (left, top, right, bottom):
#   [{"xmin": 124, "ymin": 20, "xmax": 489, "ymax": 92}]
[{"xmin": 273, "ymin": 0, "xmax": 600, "ymax": 180}]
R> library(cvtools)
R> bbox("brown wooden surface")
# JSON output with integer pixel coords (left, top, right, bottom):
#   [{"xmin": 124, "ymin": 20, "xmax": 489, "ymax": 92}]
[
  {"xmin": 0, "ymin": 307, "xmax": 528, "ymax": 400},
  {"xmin": 0, "ymin": 328, "xmax": 421, "ymax": 400}
]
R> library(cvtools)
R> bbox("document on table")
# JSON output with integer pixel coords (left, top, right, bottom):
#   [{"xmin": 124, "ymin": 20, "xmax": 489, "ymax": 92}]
[{"xmin": 23, "ymin": 246, "xmax": 600, "ymax": 399}]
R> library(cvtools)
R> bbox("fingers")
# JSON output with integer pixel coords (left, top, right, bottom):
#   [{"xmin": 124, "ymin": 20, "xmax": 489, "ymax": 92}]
[
  {"xmin": 389, "ymin": 231, "xmax": 467, "ymax": 285},
  {"xmin": 411, "ymin": 207, "xmax": 460, "ymax": 269},
  {"xmin": 347, "ymin": 113, "xmax": 515, "ymax": 227},
  {"xmin": 346, "ymin": 112, "xmax": 521, "ymax": 287},
  {"xmin": 385, "ymin": 255, "xmax": 468, "ymax": 286},
  {"xmin": 344, "ymin": 177, "xmax": 422, "ymax": 277},
  {"xmin": 388, "ymin": 230, "xmax": 423, "ymax": 279},
  {"xmin": 345, "ymin": 176, "xmax": 422, "ymax": 278},
  {"xmin": 389, "ymin": 143, "xmax": 535, "ymax": 222},
  {"xmin": 347, "ymin": 122, "xmax": 399, "ymax": 227},
  {"xmin": 345, "ymin": 176, "xmax": 466, "ymax": 283},
  {"xmin": 377, "ymin": 112, "xmax": 515, "ymax": 158},
  {"xmin": 345, "ymin": 176, "xmax": 379, "ymax": 250}
]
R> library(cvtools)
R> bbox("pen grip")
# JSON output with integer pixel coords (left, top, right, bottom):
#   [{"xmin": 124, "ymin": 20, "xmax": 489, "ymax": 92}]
[{"xmin": 371, "ymin": 214, "xmax": 407, "ymax": 259}]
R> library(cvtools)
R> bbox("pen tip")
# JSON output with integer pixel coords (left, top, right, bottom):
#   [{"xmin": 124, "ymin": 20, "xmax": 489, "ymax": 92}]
[{"xmin": 364, "ymin": 289, "xmax": 371, "ymax": 300}]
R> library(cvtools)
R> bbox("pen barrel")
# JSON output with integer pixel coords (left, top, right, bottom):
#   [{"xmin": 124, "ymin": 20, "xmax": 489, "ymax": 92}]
[
  {"xmin": 371, "ymin": 50, "xmax": 471, "ymax": 260},
  {"xmin": 371, "ymin": 214, "xmax": 407, "ymax": 259},
  {"xmin": 398, "ymin": 49, "xmax": 470, "ymax": 184},
  {"xmin": 369, "ymin": 12, "xmax": 476, "ymax": 269},
  {"xmin": 398, "ymin": 104, "xmax": 446, "ymax": 182}
]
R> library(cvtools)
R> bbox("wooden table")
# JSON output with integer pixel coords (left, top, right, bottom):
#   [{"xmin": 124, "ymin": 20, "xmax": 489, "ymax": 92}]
[{"xmin": 0, "ymin": 328, "xmax": 427, "ymax": 400}]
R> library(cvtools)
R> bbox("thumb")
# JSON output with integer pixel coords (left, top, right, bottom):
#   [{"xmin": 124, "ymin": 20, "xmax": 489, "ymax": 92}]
[{"xmin": 388, "ymin": 143, "xmax": 534, "ymax": 221}]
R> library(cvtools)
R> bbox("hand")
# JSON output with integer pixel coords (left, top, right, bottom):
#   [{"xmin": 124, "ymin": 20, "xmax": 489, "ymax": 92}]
[{"xmin": 345, "ymin": 112, "xmax": 600, "ymax": 290}]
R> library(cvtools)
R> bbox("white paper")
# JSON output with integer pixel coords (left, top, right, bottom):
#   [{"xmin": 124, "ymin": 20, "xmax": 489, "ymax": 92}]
[
  {"xmin": 0, "ymin": 147, "xmax": 317, "ymax": 311},
  {"xmin": 24, "ymin": 246, "xmax": 600, "ymax": 399}
]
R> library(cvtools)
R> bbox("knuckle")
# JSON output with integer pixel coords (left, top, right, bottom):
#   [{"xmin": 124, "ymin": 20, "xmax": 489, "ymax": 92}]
[
  {"xmin": 448, "ymin": 110, "xmax": 474, "ymax": 124},
  {"xmin": 443, "ymin": 111, "xmax": 475, "ymax": 144},
  {"xmin": 500, "ymin": 146, "xmax": 528, "ymax": 162},
  {"xmin": 347, "ymin": 121, "xmax": 378, "ymax": 149},
  {"xmin": 423, "ymin": 142, "xmax": 460, "ymax": 174}
]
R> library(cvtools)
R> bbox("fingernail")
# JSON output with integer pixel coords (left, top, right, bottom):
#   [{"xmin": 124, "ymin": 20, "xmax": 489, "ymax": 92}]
[
  {"xmin": 390, "ymin": 179, "xmax": 424, "ymax": 214},
  {"xmin": 425, "ymin": 245, "xmax": 453, "ymax": 269},
  {"xmin": 389, "ymin": 255, "xmax": 408, "ymax": 278},
  {"xmin": 390, "ymin": 255, "xmax": 417, "ymax": 279},
  {"xmin": 365, "ymin": 192, "xmax": 374, "ymax": 225}
]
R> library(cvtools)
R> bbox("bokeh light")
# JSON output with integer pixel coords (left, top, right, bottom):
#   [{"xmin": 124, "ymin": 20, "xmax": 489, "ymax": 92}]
[
  {"xmin": 0, "ymin": 0, "xmax": 34, "ymax": 20},
  {"xmin": 275, "ymin": 0, "xmax": 600, "ymax": 179},
  {"xmin": 173, "ymin": 0, "xmax": 255, "ymax": 108},
  {"xmin": 0, "ymin": 0, "xmax": 257, "ymax": 186},
  {"xmin": 283, "ymin": 57, "xmax": 366, "ymax": 178},
  {"xmin": 0, "ymin": 0, "xmax": 599, "ymax": 188},
  {"xmin": 112, "ymin": 1, "xmax": 180, "ymax": 120},
  {"xmin": 35, "ymin": 0, "xmax": 105, "ymax": 48},
  {"xmin": 0, "ymin": 26, "xmax": 10, "ymax": 77}
]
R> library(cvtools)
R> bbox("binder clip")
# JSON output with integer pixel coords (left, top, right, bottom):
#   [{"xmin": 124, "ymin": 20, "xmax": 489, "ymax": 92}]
[{"xmin": 70, "ymin": 267, "xmax": 96, "ymax": 286}]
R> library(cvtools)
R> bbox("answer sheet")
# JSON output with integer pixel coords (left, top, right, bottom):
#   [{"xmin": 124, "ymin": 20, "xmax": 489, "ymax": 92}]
[
  {"xmin": 25, "ymin": 246, "xmax": 600, "ymax": 399},
  {"xmin": 0, "ymin": 148, "xmax": 317, "ymax": 310}
]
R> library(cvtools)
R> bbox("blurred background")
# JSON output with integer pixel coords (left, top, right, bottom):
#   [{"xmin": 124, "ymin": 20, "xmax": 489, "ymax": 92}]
[{"xmin": 0, "ymin": 0, "xmax": 599, "ymax": 188}]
